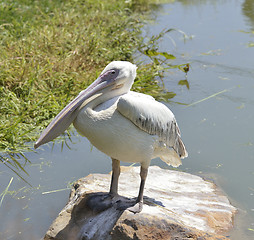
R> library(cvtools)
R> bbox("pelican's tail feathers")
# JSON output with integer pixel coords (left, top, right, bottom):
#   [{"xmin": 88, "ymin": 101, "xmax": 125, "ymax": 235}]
[{"xmin": 160, "ymin": 147, "xmax": 182, "ymax": 168}]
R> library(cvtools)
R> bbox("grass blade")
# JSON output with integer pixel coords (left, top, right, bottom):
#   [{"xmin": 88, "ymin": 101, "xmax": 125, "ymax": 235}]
[
  {"xmin": 185, "ymin": 88, "xmax": 231, "ymax": 108},
  {"xmin": 0, "ymin": 177, "xmax": 13, "ymax": 208},
  {"xmin": 42, "ymin": 188, "xmax": 70, "ymax": 195}
]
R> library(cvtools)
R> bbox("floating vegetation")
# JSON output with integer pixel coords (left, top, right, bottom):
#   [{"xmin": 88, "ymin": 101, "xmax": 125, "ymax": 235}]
[{"xmin": 239, "ymin": 30, "xmax": 254, "ymax": 48}]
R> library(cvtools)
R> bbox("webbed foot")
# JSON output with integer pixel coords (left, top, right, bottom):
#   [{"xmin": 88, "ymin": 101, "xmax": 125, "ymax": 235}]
[
  {"xmin": 116, "ymin": 198, "xmax": 143, "ymax": 214},
  {"xmin": 126, "ymin": 201, "xmax": 143, "ymax": 214}
]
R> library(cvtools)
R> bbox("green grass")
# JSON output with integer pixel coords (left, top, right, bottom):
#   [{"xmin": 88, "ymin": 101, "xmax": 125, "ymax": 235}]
[{"xmin": 0, "ymin": 0, "xmax": 188, "ymax": 176}]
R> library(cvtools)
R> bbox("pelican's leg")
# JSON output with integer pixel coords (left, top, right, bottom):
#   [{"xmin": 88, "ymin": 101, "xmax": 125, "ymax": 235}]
[
  {"xmin": 109, "ymin": 158, "xmax": 120, "ymax": 196},
  {"xmin": 86, "ymin": 158, "xmax": 120, "ymax": 212},
  {"xmin": 127, "ymin": 166, "xmax": 148, "ymax": 214}
]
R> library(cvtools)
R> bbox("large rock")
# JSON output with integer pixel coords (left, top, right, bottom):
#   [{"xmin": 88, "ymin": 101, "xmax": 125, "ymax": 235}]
[{"xmin": 44, "ymin": 166, "xmax": 236, "ymax": 240}]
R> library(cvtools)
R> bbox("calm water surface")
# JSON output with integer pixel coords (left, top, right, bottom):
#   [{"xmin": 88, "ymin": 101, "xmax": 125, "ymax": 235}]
[{"xmin": 0, "ymin": 0, "xmax": 254, "ymax": 239}]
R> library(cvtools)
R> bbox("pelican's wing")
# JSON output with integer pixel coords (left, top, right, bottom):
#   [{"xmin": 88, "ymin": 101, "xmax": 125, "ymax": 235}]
[{"xmin": 117, "ymin": 91, "xmax": 188, "ymax": 159}]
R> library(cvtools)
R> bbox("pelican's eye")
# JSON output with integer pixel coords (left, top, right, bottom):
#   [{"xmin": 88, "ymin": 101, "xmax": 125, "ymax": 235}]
[{"xmin": 100, "ymin": 69, "xmax": 119, "ymax": 82}]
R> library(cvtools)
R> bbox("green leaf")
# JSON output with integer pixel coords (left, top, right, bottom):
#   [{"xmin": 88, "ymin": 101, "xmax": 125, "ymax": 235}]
[
  {"xmin": 160, "ymin": 52, "xmax": 176, "ymax": 60},
  {"xmin": 144, "ymin": 49, "xmax": 175, "ymax": 60},
  {"xmin": 144, "ymin": 49, "xmax": 160, "ymax": 57},
  {"xmin": 178, "ymin": 79, "xmax": 190, "ymax": 89},
  {"xmin": 163, "ymin": 91, "xmax": 177, "ymax": 100}
]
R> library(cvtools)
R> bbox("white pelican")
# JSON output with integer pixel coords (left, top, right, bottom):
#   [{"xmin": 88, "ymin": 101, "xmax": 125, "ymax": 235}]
[{"xmin": 35, "ymin": 61, "xmax": 187, "ymax": 213}]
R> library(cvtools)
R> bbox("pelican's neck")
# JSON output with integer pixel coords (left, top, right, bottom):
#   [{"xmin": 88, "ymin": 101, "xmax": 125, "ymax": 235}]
[
  {"xmin": 81, "ymin": 74, "xmax": 134, "ymax": 115},
  {"xmin": 86, "ymin": 87, "xmax": 129, "ymax": 115}
]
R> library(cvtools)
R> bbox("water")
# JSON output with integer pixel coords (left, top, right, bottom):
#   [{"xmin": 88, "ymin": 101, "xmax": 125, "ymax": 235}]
[
  {"xmin": 0, "ymin": 0, "xmax": 254, "ymax": 239},
  {"xmin": 149, "ymin": 0, "xmax": 254, "ymax": 238}
]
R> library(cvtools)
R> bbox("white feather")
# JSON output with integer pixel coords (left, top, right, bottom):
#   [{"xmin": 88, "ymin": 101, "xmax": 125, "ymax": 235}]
[{"xmin": 117, "ymin": 91, "xmax": 188, "ymax": 166}]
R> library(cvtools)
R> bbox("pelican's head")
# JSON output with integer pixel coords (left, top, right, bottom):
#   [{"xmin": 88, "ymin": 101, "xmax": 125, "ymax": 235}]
[
  {"xmin": 99, "ymin": 61, "xmax": 137, "ymax": 93},
  {"xmin": 34, "ymin": 61, "xmax": 137, "ymax": 149}
]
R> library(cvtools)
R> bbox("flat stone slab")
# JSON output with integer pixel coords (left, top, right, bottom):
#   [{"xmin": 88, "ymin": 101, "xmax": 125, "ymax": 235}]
[{"xmin": 44, "ymin": 166, "xmax": 236, "ymax": 240}]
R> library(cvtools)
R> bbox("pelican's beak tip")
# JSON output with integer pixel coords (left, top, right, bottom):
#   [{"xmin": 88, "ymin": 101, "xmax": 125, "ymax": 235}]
[{"xmin": 34, "ymin": 142, "xmax": 39, "ymax": 149}]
